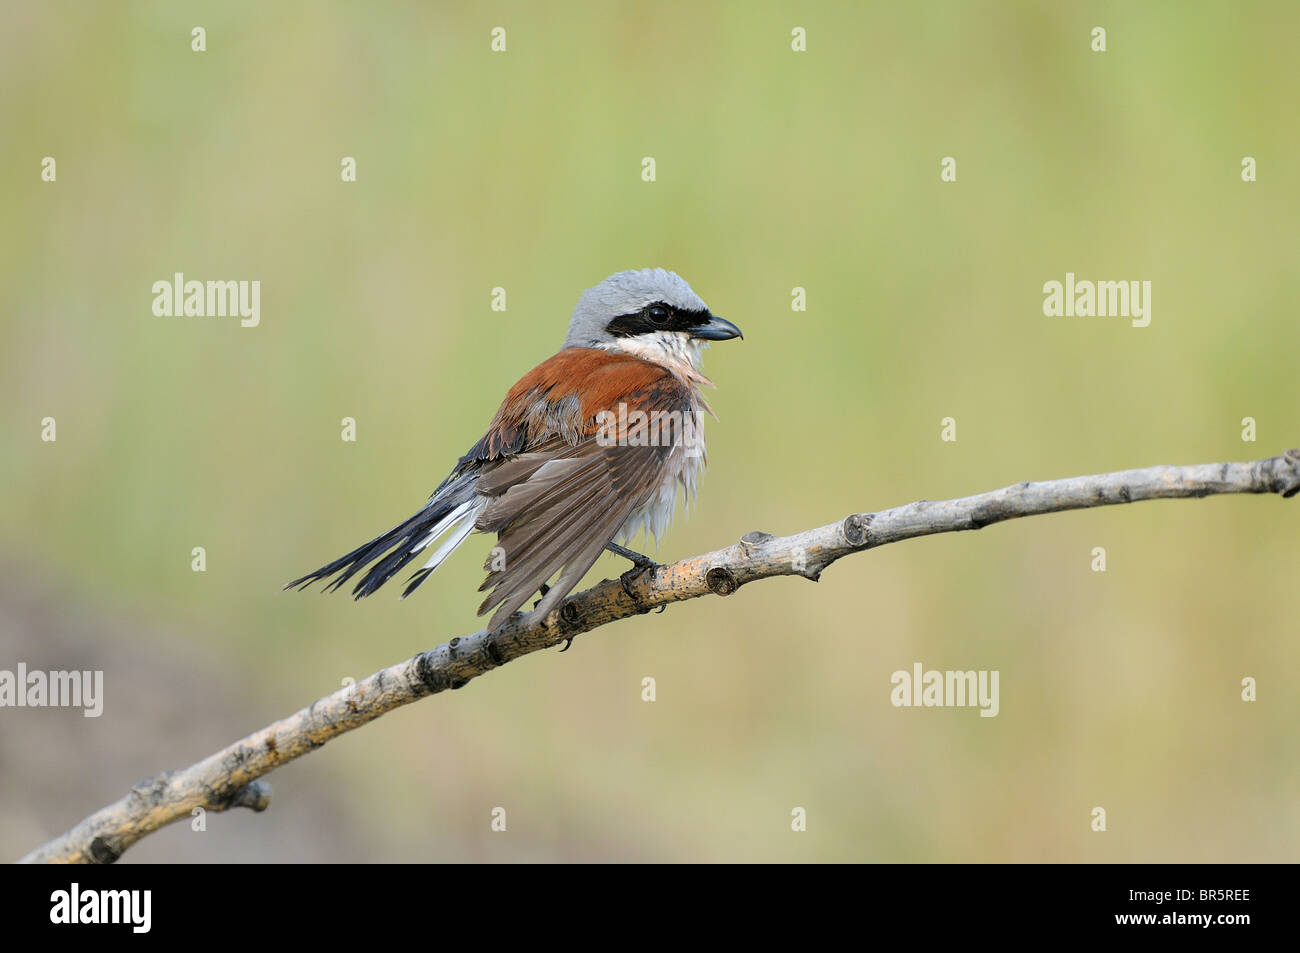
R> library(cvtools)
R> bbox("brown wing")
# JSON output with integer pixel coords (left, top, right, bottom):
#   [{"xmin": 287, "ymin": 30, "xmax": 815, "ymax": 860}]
[{"xmin": 466, "ymin": 348, "xmax": 696, "ymax": 630}]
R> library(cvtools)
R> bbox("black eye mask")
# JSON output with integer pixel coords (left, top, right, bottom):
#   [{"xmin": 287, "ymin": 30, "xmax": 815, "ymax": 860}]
[{"xmin": 605, "ymin": 301, "xmax": 712, "ymax": 337}]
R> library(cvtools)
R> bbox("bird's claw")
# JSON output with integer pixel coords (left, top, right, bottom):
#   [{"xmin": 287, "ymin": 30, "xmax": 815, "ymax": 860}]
[{"xmin": 619, "ymin": 562, "xmax": 659, "ymax": 614}]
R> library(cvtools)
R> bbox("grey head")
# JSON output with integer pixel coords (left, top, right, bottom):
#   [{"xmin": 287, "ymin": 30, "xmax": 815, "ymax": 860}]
[{"xmin": 563, "ymin": 268, "xmax": 742, "ymax": 350}]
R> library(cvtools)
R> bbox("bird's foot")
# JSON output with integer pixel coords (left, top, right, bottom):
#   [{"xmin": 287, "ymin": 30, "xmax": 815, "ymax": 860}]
[
  {"xmin": 534, "ymin": 584, "xmax": 582, "ymax": 651},
  {"xmin": 614, "ymin": 545, "xmax": 662, "ymax": 614}
]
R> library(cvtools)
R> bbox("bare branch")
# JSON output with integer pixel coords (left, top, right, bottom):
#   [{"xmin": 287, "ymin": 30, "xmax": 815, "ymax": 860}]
[{"xmin": 20, "ymin": 449, "xmax": 1300, "ymax": 864}]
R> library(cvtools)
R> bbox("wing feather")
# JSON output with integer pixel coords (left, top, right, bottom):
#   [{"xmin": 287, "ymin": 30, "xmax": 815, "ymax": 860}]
[{"xmin": 477, "ymin": 440, "xmax": 671, "ymax": 629}]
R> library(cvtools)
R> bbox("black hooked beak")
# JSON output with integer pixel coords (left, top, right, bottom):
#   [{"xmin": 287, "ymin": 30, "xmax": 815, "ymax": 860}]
[{"xmin": 691, "ymin": 314, "xmax": 744, "ymax": 341}]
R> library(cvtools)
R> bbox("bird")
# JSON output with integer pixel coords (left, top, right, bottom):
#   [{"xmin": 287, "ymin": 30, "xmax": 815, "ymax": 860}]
[{"xmin": 286, "ymin": 268, "xmax": 743, "ymax": 633}]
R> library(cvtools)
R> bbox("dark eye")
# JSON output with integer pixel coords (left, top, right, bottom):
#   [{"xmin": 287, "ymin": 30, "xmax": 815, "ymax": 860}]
[{"xmin": 647, "ymin": 305, "xmax": 670, "ymax": 324}]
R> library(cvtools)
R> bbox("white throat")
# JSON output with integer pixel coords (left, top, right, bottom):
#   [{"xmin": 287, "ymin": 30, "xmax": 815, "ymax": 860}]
[{"xmin": 600, "ymin": 332, "xmax": 709, "ymax": 381}]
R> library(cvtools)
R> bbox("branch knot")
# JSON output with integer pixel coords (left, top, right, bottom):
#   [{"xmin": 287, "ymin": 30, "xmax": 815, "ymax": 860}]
[
  {"xmin": 705, "ymin": 566, "xmax": 739, "ymax": 596},
  {"xmin": 842, "ymin": 513, "xmax": 872, "ymax": 547}
]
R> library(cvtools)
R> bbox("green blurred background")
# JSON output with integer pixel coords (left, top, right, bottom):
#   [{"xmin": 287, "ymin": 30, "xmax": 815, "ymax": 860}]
[{"xmin": 2, "ymin": 1, "xmax": 1296, "ymax": 862}]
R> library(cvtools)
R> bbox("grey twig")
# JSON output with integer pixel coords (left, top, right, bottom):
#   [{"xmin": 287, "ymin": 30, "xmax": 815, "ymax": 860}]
[{"xmin": 20, "ymin": 449, "xmax": 1299, "ymax": 864}]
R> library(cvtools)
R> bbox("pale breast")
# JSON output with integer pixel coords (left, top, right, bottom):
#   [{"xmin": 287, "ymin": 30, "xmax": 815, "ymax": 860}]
[
  {"xmin": 603, "ymin": 332, "xmax": 714, "ymax": 547},
  {"xmin": 616, "ymin": 406, "xmax": 707, "ymax": 546}
]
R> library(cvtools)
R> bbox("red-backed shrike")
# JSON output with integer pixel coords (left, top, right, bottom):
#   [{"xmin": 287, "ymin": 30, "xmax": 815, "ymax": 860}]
[{"xmin": 288, "ymin": 269, "xmax": 742, "ymax": 631}]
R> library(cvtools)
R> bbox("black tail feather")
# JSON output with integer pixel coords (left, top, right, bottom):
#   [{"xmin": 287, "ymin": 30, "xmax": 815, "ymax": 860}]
[
  {"xmin": 401, "ymin": 567, "xmax": 435, "ymax": 598},
  {"xmin": 285, "ymin": 482, "xmax": 475, "ymax": 599}
]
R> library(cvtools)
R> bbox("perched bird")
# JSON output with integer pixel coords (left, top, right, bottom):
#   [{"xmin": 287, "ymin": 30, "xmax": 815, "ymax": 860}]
[{"xmin": 287, "ymin": 269, "xmax": 742, "ymax": 632}]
